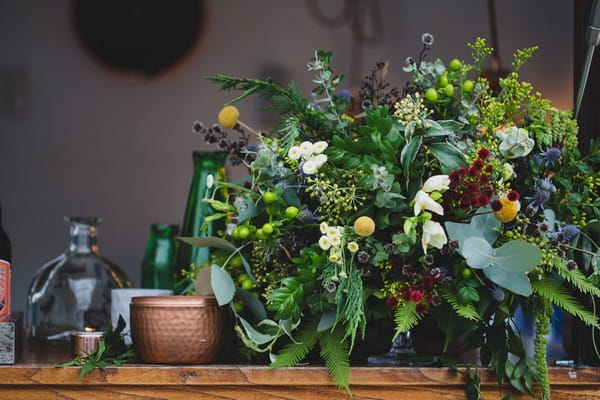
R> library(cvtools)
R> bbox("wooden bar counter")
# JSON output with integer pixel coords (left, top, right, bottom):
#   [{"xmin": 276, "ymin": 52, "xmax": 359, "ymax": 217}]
[{"xmin": 0, "ymin": 343, "xmax": 598, "ymax": 400}]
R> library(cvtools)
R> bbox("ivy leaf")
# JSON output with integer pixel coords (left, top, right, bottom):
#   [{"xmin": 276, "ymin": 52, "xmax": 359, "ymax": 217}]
[
  {"xmin": 210, "ymin": 264, "xmax": 236, "ymax": 305},
  {"xmin": 428, "ymin": 142, "xmax": 468, "ymax": 172}
]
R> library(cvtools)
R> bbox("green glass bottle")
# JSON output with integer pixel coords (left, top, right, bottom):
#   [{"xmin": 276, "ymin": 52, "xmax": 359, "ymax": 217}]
[
  {"xmin": 141, "ymin": 223, "xmax": 179, "ymax": 289},
  {"xmin": 173, "ymin": 151, "xmax": 227, "ymax": 289}
]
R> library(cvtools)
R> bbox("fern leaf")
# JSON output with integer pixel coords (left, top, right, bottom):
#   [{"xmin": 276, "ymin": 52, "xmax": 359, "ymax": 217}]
[
  {"xmin": 554, "ymin": 263, "xmax": 600, "ymax": 297},
  {"xmin": 440, "ymin": 289, "xmax": 482, "ymax": 321},
  {"xmin": 319, "ymin": 327, "xmax": 350, "ymax": 392},
  {"xmin": 269, "ymin": 321, "xmax": 319, "ymax": 368},
  {"xmin": 532, "ymin": 278, "xmax": 600, "ymax": 328},
  {"xmin": 394, "ymin": 302, "xmax": 423, "ymax": 335}
]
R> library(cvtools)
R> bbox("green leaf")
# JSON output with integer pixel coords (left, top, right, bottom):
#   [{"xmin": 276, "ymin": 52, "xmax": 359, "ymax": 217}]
[
  {"xmin": 282, "ymin": 188, "xmax": 301, "ymax": 208},
  {"xmin": 440, "ymin": 288, "xmax": 482, "ymax": 321},
  {"xmin": 210, "ymin": 264, "xmax": 236, "ymax": 305},
  {"xmin": 483, "ymin": 268, "xmax": 532, "ymax": 297},
  {"xmin": 462, "ymin": 237, "xmax": 494, "ymax": 269},
  {"xmin": 317, "ymin": 310, "xmax": 337, "ymax": 332},
  {"xmin": 428, "ymin": 142, "xmax": 468, "ymax": 172},
  {"xmin": 238, "ymin": 317, "xmax": 275, "ymax": 345},
  {"xmin": 400, "ymin": 136, "xmax": 422, "ymax": 170},
  {"xmin": 237, "ymin": 198, "xmax": 258, "ymax": 223},
  {"xmin": 267, "ymin": 277, "xmax": 304, "ymax": 321},
  {"xmin": 445, "ymin": 209, "xmax": 500, "ymax": 251},
  {"xmin": 235, "ymin": 288, "xmax": 267, "ymax": 321},
  {"xmin": 319, "ymin": 327, "xmax": 351, "ymax": 392},
  {"xmin": 270, "ymin": 321, "xmax": 319, "ymax": 368},
  {"xmin": 494, "ymin": 241, "xmax": 542, "ymax": 272},
  {"xmin": 393, "ymin": 301, "xmax": 423, "ymax": 335}
]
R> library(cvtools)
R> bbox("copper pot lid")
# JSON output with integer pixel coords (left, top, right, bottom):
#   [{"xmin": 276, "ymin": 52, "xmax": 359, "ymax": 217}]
[{"xmin": 130, "ymin": 295, "xmax": 218, "ymax": 307}]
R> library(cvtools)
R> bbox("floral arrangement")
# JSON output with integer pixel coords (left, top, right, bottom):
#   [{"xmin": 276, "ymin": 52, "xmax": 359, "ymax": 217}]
[{"xmin": 185, "ymin": 35, "xmax": 600, "ymax": 399}]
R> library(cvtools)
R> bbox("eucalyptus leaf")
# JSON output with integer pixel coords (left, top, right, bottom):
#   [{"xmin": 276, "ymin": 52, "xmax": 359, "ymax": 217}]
[
  {"xmin": 237, "ymin": 198, "xmax": 258, "ymax": 223},
  {"xmin": 210, "ymin": 264, "xmax": 236, "ymax": 305},
  {"xmin": 235, "ymin": 288, "xmax": 267, "ymax": 321},
  {"xmin": 543, "ymin": 209, "xmax": 557, "ymax": 231},
  {"xmin": 483, "ymin": 268, "xmax": 532, "ymax": 297},
  {"xmin": 494, "ymin": 241, "xmax": 542, "ymax": 273},
  {"xmin": 462, "ymin": 237, "xmax": 494, "ymax": 269},
  {"xmin": 445, "ymin": 209, "xmax": 500, "ymax": 252},
  {"xmin": 317, "ymin": 310, "xmax": 337, "ymax": 332}
]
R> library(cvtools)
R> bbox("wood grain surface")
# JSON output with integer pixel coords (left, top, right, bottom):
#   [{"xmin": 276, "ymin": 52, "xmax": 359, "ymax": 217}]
[{"xmin": 0, "ymin": 343, "xmax": 598, "ymax": 399}]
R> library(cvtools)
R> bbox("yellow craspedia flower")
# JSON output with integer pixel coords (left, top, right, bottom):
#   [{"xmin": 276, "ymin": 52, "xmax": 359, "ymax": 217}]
[
  {"xmin": 218, "ymin": 105, "xmax": 239, "ymax": 128},
  {"xmin": 494, "ymin": 197, "xmax": 520, "ymax": 223},
  {"xmin": 354, "ymin": 216, "xmax": 375, "ymax": 237}
]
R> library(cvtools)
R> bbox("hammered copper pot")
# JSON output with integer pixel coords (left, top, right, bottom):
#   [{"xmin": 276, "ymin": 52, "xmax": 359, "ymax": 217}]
[{"xmin": 130, "ymin": 296, "xmax": 224, "ymax": 364}]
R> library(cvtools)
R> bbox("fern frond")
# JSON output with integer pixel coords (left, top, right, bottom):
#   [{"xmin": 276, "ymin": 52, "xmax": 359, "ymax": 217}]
[
  {"xmin": 394, "ymin": 301, "xmax": 423, "ymax": 335},
  {"xmin": 319, "ymin": 327, "xmax": 350, "ymax": 392},
  {"xmin": 337, "ymin": 266, "xmax": 367, "ymax": 351},
  {"xmin": 440, "ymin": 288, "xmax": 482, "ymax": 321},
  {"xmin": 554, "ymin": 262, "xmax": 600, "ymax": 297},
  {"xmin": 269, "ymin": 321, "xmax": 319, "ymax": 368},
  {"xmin": 532, "ymin": 278, "xmax": 600, "ymax": 328},
  {"xmin": 204, "ymin": 76, "xmax": 288, "ymax": 105}
]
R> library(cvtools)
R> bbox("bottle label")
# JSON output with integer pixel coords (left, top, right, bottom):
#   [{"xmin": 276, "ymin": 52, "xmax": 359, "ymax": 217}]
[{"xmin": 0, "ymin": 259, "xmax": 10, "ymax": 321}]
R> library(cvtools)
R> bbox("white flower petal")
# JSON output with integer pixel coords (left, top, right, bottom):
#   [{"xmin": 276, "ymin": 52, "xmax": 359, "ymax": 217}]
[
  {"xmin": 313, "ymin": 141, "xmax": 328, "ymax": 154},
  {"xmin": 319, "ymin": 236, "xmax": 331, "ymax": 250},
  {"xmin": 413, "ymin": 190, "xmax": 444, "ymax": 216},
  {"xmin": 320, "ymin": 222, "xmax": 329, "ymax": 234},
  {"xmin": 422, "ymin": 175, "xmax": 450, "ymax": 192},
  {"xmin": 302, "ymin": 160, "xmax": 317, "ymax": 175},
  {"xmin": 288, "ymin": 146, "xmax": 302, "ymax": 160},
  {"xmin": 421, "ymin": 220, "xmax": 447, "ymax": 253}
]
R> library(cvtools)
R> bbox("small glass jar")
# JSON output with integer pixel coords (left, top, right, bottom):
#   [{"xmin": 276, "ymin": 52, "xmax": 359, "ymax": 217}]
[{"xmin": 26, "ymin": 217, "xmax": 131, "ymax": 341}]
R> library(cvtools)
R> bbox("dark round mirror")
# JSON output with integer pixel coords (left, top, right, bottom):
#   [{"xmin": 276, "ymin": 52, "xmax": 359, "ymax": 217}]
[{"xmin": 71, "ymin": 0, "xmax": 205, "ymax": 80}]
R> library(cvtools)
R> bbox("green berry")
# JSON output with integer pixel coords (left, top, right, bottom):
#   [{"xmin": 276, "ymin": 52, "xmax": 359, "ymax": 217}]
[
  {"xmin": 449, "ymin": 58, "xmax": 462, "ymax": 71},
  {"xmin": 238, "ymin": 226, "xmax": 250, "ymax": 239},
  {"xmin": 285, "ymin": 206, "xmax": 299, "ymax": 219},
  {"xmin": 262, "ymin": 223, "xmax": 274, "ymax": 235},
  {"xmin": 263, "ymin": 191, "xmax": 277, "ymax": 204},
  {"xmin": 462, "ymin": 80, "xmax": 475, "ymax": 93},
  {"xmin": 461, "ymin": 268, "xmax": 473, "ymax": 278},
  {"xmin": 425, "ymin": 87, "xmax": 438, "ymax": 102},
  {"xmin": 256, "ymin": 228, "xmax": 268, "ymax": 240},
  {"xmin": 444, "ymin": 84, "xmax": 455, "ymax": 97},
  {"xmin": 241, "ymin": 279, "xmax": 254, "ymax": 291},
  {"xmin": 237, "ymin": 273, "xmax": 249, "ymax": 284},
  {"xmin": 230, "ymin": 256, "xmax": 243, "ymax": 268},
  {"xmin": 437, "ymin": 74, "xmax": 449, "ymax": 88}
]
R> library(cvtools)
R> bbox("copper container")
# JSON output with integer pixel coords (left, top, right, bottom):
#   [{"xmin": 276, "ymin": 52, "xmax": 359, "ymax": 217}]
[
  {"xmin": 130, "ymin": 296, "xmax": 224, "ymax": 364},
  {"xmin": 70, "ymin": 331, "xmax": 104, "ymax": 358}
]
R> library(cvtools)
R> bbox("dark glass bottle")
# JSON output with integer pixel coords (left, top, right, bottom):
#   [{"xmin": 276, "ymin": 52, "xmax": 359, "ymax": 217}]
[
  {"xmin": 0, "ymin": 203, "xmax": 12, "ymax": 322},
  {"xmin": 141, "ymin": 223, "xmax": 179, "ymax": 289},
  {"xmin": 173, "ymin": 151, "xmax": 227, "ymax": 288},
  {"xmin": 27, "ymin": 217, "xmax": 131, "ymax": 341}
]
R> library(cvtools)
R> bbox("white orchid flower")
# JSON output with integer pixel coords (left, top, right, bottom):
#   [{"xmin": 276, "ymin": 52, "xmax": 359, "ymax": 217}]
[
  {"xmin": 313, "ymin": 141, "xmax": 328, "ymax": 154},
  {"xmin": 413, "ymin": 190, "xmax": 444, "ymax": 216},
  {"xmin": 422, "ymin": 175, "xmax": 450, "ymax": 193},
  {"xmin": 319, "ymin": 236, "xmax": 331, "ymax": 250},
  {"xmin": 421, "ymin": 220, "xmax": 447, "ymax": 253},
  {"xmin": 288, "ymin": 146, "xmax": 302, "ymax": 160},
  {"xmin": 300, "ymin": 141, "xmax": 314, "ymax": 158},
  {"xmin": 302, "ymin": 160, "xmax": 318, "ymax": 175}
]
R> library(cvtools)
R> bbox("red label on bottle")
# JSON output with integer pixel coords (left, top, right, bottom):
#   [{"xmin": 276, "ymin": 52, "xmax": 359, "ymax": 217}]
[{"xmin": 0, "ymin": 260, "xmax": 10, "ymax": 321}]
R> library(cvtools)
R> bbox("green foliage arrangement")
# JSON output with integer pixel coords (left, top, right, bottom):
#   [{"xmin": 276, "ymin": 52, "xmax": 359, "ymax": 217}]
[{"xmin": 187, "ymin": 35, "xmax": 600, "ymax": 399}]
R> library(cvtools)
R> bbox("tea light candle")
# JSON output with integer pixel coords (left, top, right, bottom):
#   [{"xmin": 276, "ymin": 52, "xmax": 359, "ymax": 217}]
[{"xmin": 71, "ymin": 331, "xmax": 104, "ymax": 358}]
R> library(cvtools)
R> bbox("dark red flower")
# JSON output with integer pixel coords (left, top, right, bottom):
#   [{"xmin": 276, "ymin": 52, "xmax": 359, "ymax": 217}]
[
  {"xmin": 410, "ymin": 290, "xmax": 424, "ymax": 302},
  {"xmin": 401, "ymin": 287, "xmax": 411, "ymax": 301},
  {"xmin": 472, "ymin": 159, "xmax": 484, "ymax": 170},
  {"xmin": 478, "ymin": 195, "xmax": 489, "ymax": 207},
  {"xmin": 479, "ymin": 175, "xmax": 491, "ymax": 184},
  {"xmin": 458, "ymin": 167, "xmax": 468, "ymax": 177},
  {"xmin": 425, "ymin": 293, "xmax": 433, "ymax": 304},
  {"xmin": 442, "ymin": 201, "xmax": 454, "ymax": 214},
  {"xmin": 451, "ymin": 190, "xmax": 462, "ymax": 200},
  {"xmin": 416, "ymin": 303, "xmax": 428, "ymax": 315},
  {"xmin": 422, "ymin": 274, "xmax": 434, "ymax": 288},
  {"xmin": 485, "ymin": 165, "xmax": 494, "ymax": 173},
  {"xmin": 470, "ymin": 197, "xmax": 479, "ymax": 207},
  {"xmin": 483, "ymin": 188, "xmax": 494, "ymax": 198},
  {"xmin": 478, "ymin": 148, "xmax": 491, "ymax": 160},
  {"xmin": 468, "ymin": 167, "xmax": 480, "ymax": 177},
  {"xmin": 466, "ymin": 182, "xmax": 479, "ymax": 193},
  {"xmin": 491, "ymin": 199, "xmax": 503, "ymax": 211},
  {"xmin": 386, "ymin": 296, "xmax": 398, "ymax": 309},
  {"xmin": 449, "ymin": 171, "xmax": 461, "ymax": 184},
  {"xmin": 507, "ymin": 190, "xmax": 520, "ymax": 201}
]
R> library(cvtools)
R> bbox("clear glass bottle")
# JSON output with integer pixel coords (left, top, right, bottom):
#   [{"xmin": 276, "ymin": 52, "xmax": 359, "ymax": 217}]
[
  {"xmin": 172, "ymin": 151, "xmax": 227, "ymax": 287},
  {"xmin": 141, "ymin": 223, "xmax": 179, "ymax": 289},
  {"xmin": 27, "ymin": 217, "xmax": 131, "ymax": 341}
]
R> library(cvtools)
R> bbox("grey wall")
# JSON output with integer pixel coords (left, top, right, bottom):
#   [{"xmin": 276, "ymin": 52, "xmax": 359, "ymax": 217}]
[{"xmin": 0, "ymin": 0, "xmax": 573, "ymax": 312}]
